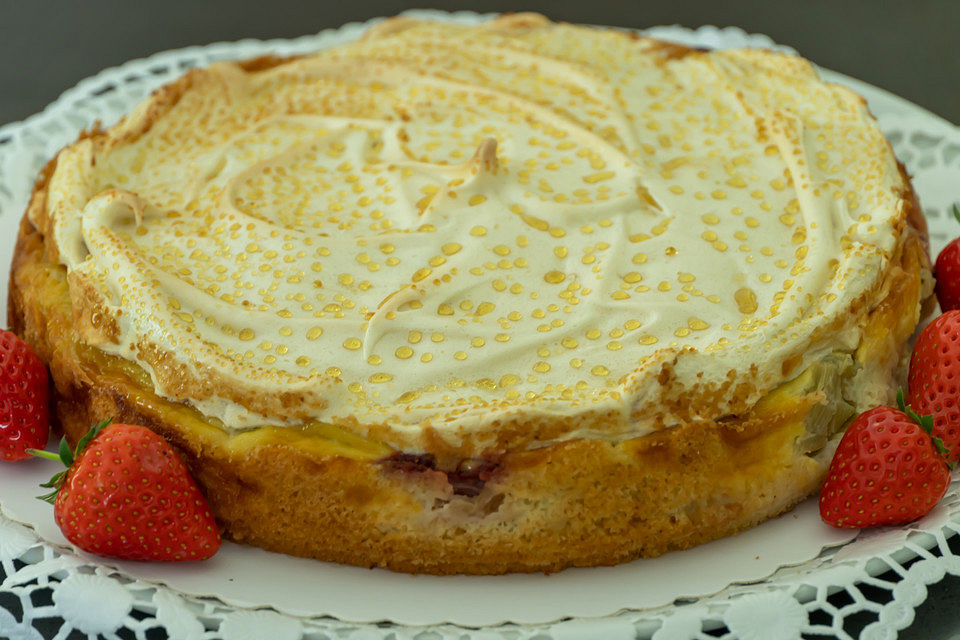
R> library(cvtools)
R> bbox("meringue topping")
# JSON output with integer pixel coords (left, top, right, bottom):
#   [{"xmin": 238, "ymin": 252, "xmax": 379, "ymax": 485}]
[{"xmin": 45, "ymin": 16, "xmax": 909, "ymax": 453}]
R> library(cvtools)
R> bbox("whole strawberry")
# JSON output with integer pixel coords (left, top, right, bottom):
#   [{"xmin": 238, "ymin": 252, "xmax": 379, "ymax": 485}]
[
  {"xmin": 29, "ymin": 420, "xmax": 220, "ymax": 561},
  {"xmin": 820, "ymin": 392, "xmax": 951, "ymax": 528},
  {"xmin": 0, "ymin": 329, "xmax": 50, "ymax": 461},
  {"xmin": 934, "ymin": 205, "xmax": 960, "ymax": 313},
  {"xmin": 908, "ymin": 310, "xmax": 960, "ymax": 461}
]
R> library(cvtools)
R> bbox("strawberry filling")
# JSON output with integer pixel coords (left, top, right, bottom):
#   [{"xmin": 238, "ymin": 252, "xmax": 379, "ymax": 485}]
[{"xmin": 383, "ymin": 452, "xmax": 498, "ymax": 497}]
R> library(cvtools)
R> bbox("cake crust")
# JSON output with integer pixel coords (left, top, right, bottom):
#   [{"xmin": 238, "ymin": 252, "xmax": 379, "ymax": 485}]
[
  {"xmin": 9, "ymin": 178, "xmax": 930, "ymax": 574},
  {"xmin": 7, "ymin": 15, "xmax": 933, "ymax": 574}
]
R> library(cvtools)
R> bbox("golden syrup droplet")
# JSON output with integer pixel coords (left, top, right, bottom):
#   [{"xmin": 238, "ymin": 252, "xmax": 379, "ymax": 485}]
[{"xmin": 735, "ymin": 287, "xmax": 759, "ymax": 314}]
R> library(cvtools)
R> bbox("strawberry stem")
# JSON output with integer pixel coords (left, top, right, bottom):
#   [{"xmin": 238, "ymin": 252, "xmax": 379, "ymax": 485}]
[{"xmin": 25, "ymin": 449, "xmax": 61, "ymax": 462}]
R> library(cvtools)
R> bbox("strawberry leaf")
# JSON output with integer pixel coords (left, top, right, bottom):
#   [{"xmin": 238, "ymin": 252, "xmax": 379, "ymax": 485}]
[
  {"xmin": 58, "ymin": 437, "xmax": 73, "ymax": 468},
  {"xmin": 953, "ymin": 203, "xmax": 960, "ymax": 225},
  {"xmin": 897, "ymin": 388, "xmax": 935, "ymax": 433},
  {"xmin": 39, "ymin": 471, "xmax": 65, "ymax": 489},
  {"xmin": 74, "ymin": 418, "xmax": 111, "ymax": 461},
  {"xmin": 35, "ymin": 467, "xmax": 68, "ymax": 499},
  {"xmin": 932, "ymin": 434, "xmax": 953, "ymax": 463}
]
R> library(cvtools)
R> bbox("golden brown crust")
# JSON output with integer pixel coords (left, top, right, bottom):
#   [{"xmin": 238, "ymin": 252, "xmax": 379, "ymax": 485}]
[{"xmin": 9, "ymin": 182, "xmax": 930, "ymax": 573}]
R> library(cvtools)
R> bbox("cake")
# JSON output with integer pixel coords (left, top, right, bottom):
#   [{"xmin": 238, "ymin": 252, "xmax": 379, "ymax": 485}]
[{"xmin": 8, "ymin": 13, "xmax": 933, "ymax": 574}]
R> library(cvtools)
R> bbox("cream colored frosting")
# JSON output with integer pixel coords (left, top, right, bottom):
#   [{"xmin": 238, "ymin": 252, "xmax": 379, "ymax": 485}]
[{"xmin": 45, "ymin": 16, "xmax": 910, "ymax": 452}]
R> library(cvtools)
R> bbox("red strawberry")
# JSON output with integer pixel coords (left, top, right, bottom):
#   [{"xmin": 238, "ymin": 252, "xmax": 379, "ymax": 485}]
[
  {"xmin": 0, "ymin": 329, "xmax": 50, "ymax": 461},
  {"xmin": 934, "ymin": 205, "xmax": 960, "ymax": 313},
  {"xmin": 908, "ymin": 310, "xmax": 960, "ymax": 461},
  {"xmin": 819, "ymin": 393, "xmax": 951, "ymax": 528},
  {"xmin": 29, "ymin": 420, "xmax": 220, "ymax": 561}
]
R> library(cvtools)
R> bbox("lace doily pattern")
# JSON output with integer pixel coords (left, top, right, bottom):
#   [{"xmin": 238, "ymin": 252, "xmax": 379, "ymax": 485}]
[{"xmin": 1, "ymin": 11, "xmax": 959, "ymax": 640}]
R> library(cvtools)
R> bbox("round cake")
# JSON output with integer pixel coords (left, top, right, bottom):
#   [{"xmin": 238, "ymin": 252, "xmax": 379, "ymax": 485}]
[{"xmin": 9, "ymin": 13, "xmax": 933, "ymax": 574}]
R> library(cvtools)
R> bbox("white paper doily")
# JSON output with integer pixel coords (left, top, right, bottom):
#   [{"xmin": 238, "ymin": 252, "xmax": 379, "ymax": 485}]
[{"xmin": 1, "ymin": 10, "xmax": 960, "ymax": 640}]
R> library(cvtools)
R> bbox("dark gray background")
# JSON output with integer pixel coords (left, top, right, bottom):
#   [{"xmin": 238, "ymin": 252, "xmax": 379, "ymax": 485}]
[
  {"xmin": 2, "ymin": 0, "xmax": 958, "ymax": 126},
  {"xmin": 1, "ymin": 1, "xmax": 959, "ymax": 638}
]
